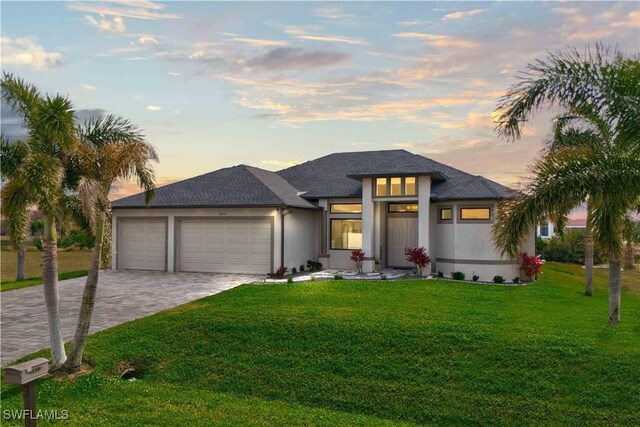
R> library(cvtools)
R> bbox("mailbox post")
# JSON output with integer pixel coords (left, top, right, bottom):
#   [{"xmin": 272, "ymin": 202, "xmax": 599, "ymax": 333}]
[{"xmin": 3, "ymin": 358, "xmax": 49, "ymax": 427}]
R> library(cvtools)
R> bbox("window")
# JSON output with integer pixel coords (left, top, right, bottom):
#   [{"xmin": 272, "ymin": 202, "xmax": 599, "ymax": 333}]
[
  {"xmin": 375, "ymin": 178, "xmax": 387, "ymax": 196},
  {"xmin": 388, "ymin": 203, "xmax": 419, "ymax": 213},
  {"xmin": 539, "ymin": 224, "xmax": 549, "ymax": 237},
  {"xmin": 405, "ymin": 177, "xmax": 416, "ymax": 196},
  {"xmin": 331, "ymin": 219, "xmax": 362, "ymax": 250},
  {"xmin": 460, "ymin": 207, "xmax": 491, "ymax": 220},
  {"xmin": 440, "ymin": 208, "xmax": 452, "ymax": 220},
  {"xmin": 374, "ymin": 176, "xmax": 417, "ymax": 197},
  {"xmin": 390, "ymin": 177, "xmax": 402, "ymax": 196},
  {"xmin": 330, "ymin": 204, "xmax": 362, "ymax": 214}
]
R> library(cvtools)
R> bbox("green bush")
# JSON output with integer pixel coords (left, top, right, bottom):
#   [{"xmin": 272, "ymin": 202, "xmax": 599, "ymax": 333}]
[
  {"xmin": 451, "ymin": 271, "xmax": 465, "ymax": 280},
  {"xmin": 286, "ymin": 277, "xmax": 294, "ymax": 284},
  {"xmin": 536, "ymin": 236, "xmax": 547, "ymax": 255},
  {"xmin": 472, "ymin": 274, "xmax": 480, "ymax": 282},
  {"xmin": 541, "ymin": 231, "xmax": 606, "ymax": 264},
  {"xmin": 493, "ymin": 275, "xmax": 505, "ymax": 284},
  {"xmin": 437, "ymin": 271, "xmax": 444, "ymax": 278},
  {"xmin": 306, "ymin": 260, "xmax": 323, "ymax": 271},
  {"xmin": 334, "ymin": 273, "xmax": 343, "ymax": 280},
  {"xmin": 58, "ymin": 229, "xmax": 95, "ymax": 249},
  {"xmin": 513, "ymin": 277, "xmax": 520, "ymax": 283},
  {"xmin": 34, "ymin": 237, "xmax": 42, "ymax": 251}
]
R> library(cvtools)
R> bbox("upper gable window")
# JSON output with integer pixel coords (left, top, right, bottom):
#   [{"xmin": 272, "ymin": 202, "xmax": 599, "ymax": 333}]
[
  {"xmin": 390, "ymin": 177, "xmax": 402, "ymax": 196},
  {"xmin": 374, "ymin": 177, "xmax": 417, "ymax": 197},
  {"xmin": 375, "ymin": 178, "xmax": 387, "ymax": 196}
]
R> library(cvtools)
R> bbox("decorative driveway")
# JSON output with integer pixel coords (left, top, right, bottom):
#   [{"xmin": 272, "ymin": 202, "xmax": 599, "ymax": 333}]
[{"xmin": 0, "ymin": 270, "xmax": 260, "ymax": 365}]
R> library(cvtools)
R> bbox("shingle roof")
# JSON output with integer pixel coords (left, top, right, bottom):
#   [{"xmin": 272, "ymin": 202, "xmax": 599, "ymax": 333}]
[
  {"xmin": 111, "ymin": 165, "xmax": 317, "ymax": 209},
  {"xmin": 277, "ymin": 149, "xmax": 514, "ymax": 200}
]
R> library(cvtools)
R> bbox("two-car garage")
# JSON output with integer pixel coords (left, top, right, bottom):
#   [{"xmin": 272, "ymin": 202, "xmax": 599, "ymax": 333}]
[{"xmin": 116, "ymin": 217, "xmax": 273, "ymax": 274}]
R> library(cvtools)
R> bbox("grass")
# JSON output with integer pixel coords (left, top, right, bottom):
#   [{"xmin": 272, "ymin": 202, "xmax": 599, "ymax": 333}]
[
  {"xmin": 1, "ymin": 262, "xmax": 639, "ymax": 426},
  {"xmin": 0, "ymin": 249, "xmax": 92, "ymax": 291}
]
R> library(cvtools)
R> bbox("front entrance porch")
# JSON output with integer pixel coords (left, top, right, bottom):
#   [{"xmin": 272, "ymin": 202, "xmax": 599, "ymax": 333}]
[{"xmin": 387, "ymin": 216, "xmax": 418, "ymax": 268}]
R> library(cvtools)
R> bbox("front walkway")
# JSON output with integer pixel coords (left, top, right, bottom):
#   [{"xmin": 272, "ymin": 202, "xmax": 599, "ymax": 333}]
[{"xmin": 0, "ymin": 270, "xmax": 259, "ymax": 365}]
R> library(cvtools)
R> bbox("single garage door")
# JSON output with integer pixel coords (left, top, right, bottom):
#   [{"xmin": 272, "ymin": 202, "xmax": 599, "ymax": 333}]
[
  {"xmin": 120, "ymin": 219, "xmax": 167, "ymax": 271},
  {"xmin": 179, "ymin": 219, "xmax": 272, "ymax": 274}
]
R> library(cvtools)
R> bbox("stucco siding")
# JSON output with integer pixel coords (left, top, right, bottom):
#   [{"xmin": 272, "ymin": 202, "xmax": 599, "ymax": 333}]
[{"xmin": 284, "ymin": 208, "xmax": 320, "ymax": 271}]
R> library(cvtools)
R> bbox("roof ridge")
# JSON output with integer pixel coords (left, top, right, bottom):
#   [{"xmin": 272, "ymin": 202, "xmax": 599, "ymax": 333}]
[{"xmin": 244, "ymin": 166, "xmax": 291, "ymax": 206}]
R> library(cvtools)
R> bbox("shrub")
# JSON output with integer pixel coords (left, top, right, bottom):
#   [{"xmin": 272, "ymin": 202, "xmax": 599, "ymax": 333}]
[
  {"xmin": 437, "ymin": 271, "xmax": 444, "ymax": 278},
  {"xmin": 286, "ymin": 277, "xmax": 294, "ymax": 284},
  {"xmin": 513, "ymin": 277, "xmax": 520, "ymax": 283},
  {"xmin": 541, "ymin": 231, "xmax": 606, "ymax": 264},
  {"xmin": 275, "ymin": 266, "xmax": 288, "ymax": 277},
  {"xmin": 334, "ymin": 273, "xmax": 343, "ymax": 280},
  {"xmin": 520, "ymin": 252, "xmax": 543, "ymax": 281},
  {"xmin": 536, "ymin": 236, "xmax": 548, "ymax": 255},
  {"xmin": 58, "ymin": 229, "xmax": 95, "ymax": 249},
  {"xmin": 291, "ymin": 267, "xmax": 297, "ymax": 274},
  {"xmin": 350, "ymin": 249, "xmax": 366, "ymax": 274},
  {"xmin": 404, "ymin": 247, "xmax": 431, "ymax": 276},
  {"xmin": 493, "ymin": 275, "xmax": 505, "ymax": 284},
  {"xmin": 451, "ymin": 271, "xmax": 465, "ymax": 280},
  {"xmin": 30, "ymin": 220, "xmax": 44, "ymax": 238},
  {"xmin": 310, "ymin": 275, "xmax": 316, "ymax": 282},
  {"xmin": 306, "ymin": 260, "xmax": 323, "ymax": 271},
  {"xmin": 380, "ymin": 274, "xmax": 388, "ymax": 280},
  {"xmin": 299, "ymin": 265, "xmax": 305, "ymax": 272},
  {"xmin": 472, "ymin": 274, "xmax": 480, "ymax": 282},
  {"xmin": 34, "ymin": 237, "xmax": 42, "ymax": 251}
]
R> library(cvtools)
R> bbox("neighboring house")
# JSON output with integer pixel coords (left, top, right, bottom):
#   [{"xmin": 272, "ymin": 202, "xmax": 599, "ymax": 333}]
[
  {"xmin": 111, "ymin": 150, "xmax": 535, "ymax": 279},
  {"xmin": 537, "ymin": 217, "xmax": 587, "ymax": 239}
]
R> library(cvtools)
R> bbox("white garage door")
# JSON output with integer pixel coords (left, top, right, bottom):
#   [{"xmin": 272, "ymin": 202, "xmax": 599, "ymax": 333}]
[
  {"xmin": 120, "ymin": 219, "xmax": 167, "ymax": 271},
  {"xmin": 179, "ymin": 219, "xmax": 272, "ymax": 274}
]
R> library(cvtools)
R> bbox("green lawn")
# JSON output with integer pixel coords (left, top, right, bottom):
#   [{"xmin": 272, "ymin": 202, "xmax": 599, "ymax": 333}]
[
  {"xmin": 0, "ymin": 249, "xmax": 92, "ymax": 291},
  {"xmin": 1, "ymin": 262, "xmax": 639, "ymax": 425}
]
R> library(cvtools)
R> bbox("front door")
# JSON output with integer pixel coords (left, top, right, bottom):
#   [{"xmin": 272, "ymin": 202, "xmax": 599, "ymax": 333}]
[{"xmin": 387, "ymin": 217, "xmax": 418, "ymax": 267}]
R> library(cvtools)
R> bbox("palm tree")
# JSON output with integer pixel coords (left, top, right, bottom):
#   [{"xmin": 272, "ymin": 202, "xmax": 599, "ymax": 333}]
[
  {"xmin": 62, "ymin": 115, "xmax": 157, "ymax": 373},
  {"xmin": 622, "ymin": 216, "xmax": 639, "ymax": 270},
  {"xmin": 1, "ymin": 137, "xmax": 29, "ymax": 281},
  {"xmin": 493, "ymin": 45, "xmax": 640, "ymax": 324},
  {"xmin": 1, "ymin": 72, "xmax": 77, "ymax": 366}
]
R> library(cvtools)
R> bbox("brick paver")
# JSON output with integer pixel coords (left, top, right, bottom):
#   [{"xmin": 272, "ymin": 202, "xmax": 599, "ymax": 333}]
[{"xmin": 0, "ymin": 270, "xmax": 260, "ymax": 365}]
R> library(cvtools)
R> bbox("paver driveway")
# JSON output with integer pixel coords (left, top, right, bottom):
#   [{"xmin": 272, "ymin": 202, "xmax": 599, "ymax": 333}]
[{"xmin": 1, "ymin": 270, "xmax": 260, "ymax": 365}]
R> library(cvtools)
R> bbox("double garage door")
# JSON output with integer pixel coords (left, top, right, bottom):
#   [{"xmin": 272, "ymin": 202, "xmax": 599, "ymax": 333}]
[{"xmin": 119, "ymin": 218, "xmax": 272, "ymax": 274}]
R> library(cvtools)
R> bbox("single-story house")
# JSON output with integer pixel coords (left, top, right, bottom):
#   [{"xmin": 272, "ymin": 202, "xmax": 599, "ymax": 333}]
[
  {"xmin": 537, "ymin": 217, "xmax": 588, "ymax": 239},
  {"xmin": 111, "ymin": 149, "xmax": 535, "ymax": 279}
]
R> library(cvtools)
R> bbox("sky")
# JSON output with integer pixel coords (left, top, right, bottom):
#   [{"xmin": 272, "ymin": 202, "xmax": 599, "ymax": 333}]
[{"xmin": 1, "ymin": 1, "xmax": 639, "ymax": 204}]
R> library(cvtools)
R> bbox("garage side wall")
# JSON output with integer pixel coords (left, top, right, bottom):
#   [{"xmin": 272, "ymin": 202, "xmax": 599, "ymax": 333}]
[
  {"xmin": 283, "ymin": 208, "xmax": 320, "ymax": 271},
  {"xmin": 112, "ymin": 207, "xmax": 280, "ymax": 273}
]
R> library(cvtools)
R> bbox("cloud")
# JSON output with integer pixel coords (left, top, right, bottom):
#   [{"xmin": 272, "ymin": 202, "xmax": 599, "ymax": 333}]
[
  {"xmin": 138, "ymin": 35, "xmax": 159, "ymax": 44},
  {"xmin": 442, "ymin": 9, "xmax": 487, "ymax": 21},
  {"xmin": 1, "ymin": 37, "xmax": 63, "ymax": 70},
  {"xmin": 229, "ymin": 37, "xmax": 288, "ymax": 47},
  {"xmin": 611, "ymin": 10, "xmax": 640, "ymax": 28},
  {"xmin": 260, "ymin": 159, "xmax": 299, "ymax": 167},
  {"xmin": 245, "ymin": 47, "xmax": 349, "ymax": 71},
  {"xmin": 393, "ymin": 32, "xmax": 479, "ymax": 48},
  {"xmin": 84, "ymin": 15, "xmax": 126, "ymax": 33},
  {"xmin": 567, "ymin": 29, "xmax": 614, "ymax": 41},
  {"xmin": 146, "ymin": 105, "xmax": 162, "ymax": 111},
  {"xmin": 311, "ymin": 6, "xmax": 355, "ymax": 21},
  {"xmin": 285, "ymin": 26, "xmax": 367, "ymax": 45},
  {"xmin": 168, "ymin": 72, "xmax": 181, "ymax": 76},
  {"xmin": 67, "ymin": 1, "xmax": 182, "ymax": 20}
]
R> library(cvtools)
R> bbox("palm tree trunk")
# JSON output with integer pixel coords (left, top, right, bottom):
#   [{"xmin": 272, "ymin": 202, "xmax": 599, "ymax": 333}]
[
  {"xmin": 623, "ymin": 242, "xmax": 635, "ymax": 270},
  {"xmin": 16, "ymin": 245, "xmax": 26, "ymax": 281},
  {"xmin": 42, "ymin": 216, "xmax": 67, "ymax": 368},
  {"xmin": 584, "ymin": 204, "xmax": 594, "ymax": 296},
  {"xmin": 608, "ymin": 254, "xmax": 622, "ymax": 325},
  {"xmin": 63, "ymin": 210, "xmax": 105, "ymax": 372}
]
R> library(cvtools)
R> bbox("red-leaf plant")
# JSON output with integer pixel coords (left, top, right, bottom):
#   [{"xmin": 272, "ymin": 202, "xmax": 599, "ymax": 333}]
[
  {"xmin": 350, "ymin": 249, "xmax": 366, "ymax": 274},
  {"xmin": 405, "ymin": 247, "xmax": 431, "ymax": 277},
  {"xmin": 520, "ymin": 252, "xmax": 543, "ymax": 281}
]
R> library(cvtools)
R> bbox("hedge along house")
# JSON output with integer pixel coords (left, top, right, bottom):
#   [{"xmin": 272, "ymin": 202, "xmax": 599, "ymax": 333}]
[{"xmin": 111, "ymin": 150, "xmax": 535, "ymax": 279}]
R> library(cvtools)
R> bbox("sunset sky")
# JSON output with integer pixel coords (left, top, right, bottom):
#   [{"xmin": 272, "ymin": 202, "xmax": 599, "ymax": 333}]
[{"xmin": 2, "ymin": 1, "xmax": 639, "ymax": 201}]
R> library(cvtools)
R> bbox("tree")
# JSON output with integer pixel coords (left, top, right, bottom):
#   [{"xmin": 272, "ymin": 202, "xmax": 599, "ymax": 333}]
[
  {"xmin": 493, "ymin": 45, "xmax": 640, "ymax": 324},
  {"xmin": 1, "ymin": 72, "xmax": 77, "ymax": 366},
  {"xmin": 62, "ymin": 115, "xmax": 157, "ymax": 373},
  {"xmin": 622, "ymin": 216, "xmax": 640, "ymax": 270}
]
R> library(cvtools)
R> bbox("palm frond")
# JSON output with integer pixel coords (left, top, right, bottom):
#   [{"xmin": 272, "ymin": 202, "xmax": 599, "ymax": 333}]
[{"xmin": 1, "ymin": 72, "xmax": 43, "ymax": 130}]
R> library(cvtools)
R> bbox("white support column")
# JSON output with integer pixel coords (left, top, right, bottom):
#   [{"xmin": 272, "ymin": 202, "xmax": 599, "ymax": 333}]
[
  {"xmin": 166, "ymin": 215, "xmax": 175, "ymax": 272},
  {"xmin": 361, "ymin": 178, "xmax": 375, "ymax": 273},
  {"xmin": 111, "ymin": 213, "xmax": 117, "ymax": 271},
  {"xmin": 418, "ymin": 176, "xmax": 431, "ymax": 255}
]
